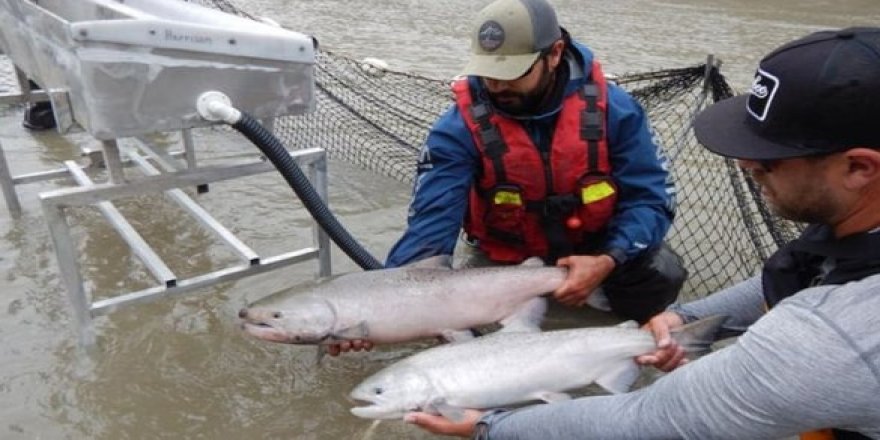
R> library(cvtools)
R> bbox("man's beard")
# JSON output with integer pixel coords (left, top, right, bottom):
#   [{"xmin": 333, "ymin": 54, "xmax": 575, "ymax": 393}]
[
  {"xmin": 488, "ymin": 64, "xmax": 555, "ymax": 116},
  {"xmin": 754, "ymin": 172, "xmax": 838, "ymax": 225}
]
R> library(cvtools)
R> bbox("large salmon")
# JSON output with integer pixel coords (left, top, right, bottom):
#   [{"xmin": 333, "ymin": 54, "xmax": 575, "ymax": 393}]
[{"xmin": 239, "ymin": 256, "xmax": 565, "ymax": 345}]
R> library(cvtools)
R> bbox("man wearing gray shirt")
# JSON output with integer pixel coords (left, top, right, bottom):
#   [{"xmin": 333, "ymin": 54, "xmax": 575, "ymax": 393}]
[{"xmin": 409, "ymin": 27, "xmax": 880, "ymax": 439}]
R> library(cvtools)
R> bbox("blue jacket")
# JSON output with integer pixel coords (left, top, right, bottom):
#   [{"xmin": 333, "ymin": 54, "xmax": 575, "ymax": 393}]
[{"xmin": 386, "ymin": 40, "xmax": 675, "ymax": 267}]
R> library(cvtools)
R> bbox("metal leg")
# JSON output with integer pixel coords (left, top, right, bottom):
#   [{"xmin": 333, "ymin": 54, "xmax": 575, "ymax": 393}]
[
  {"xmin": 310, "ymin": 152, "xmax": 331, "ymax": 277},
  {"xmin": 180, "ymin": 129, "xmax": 208, "ymax": 193},
  {"xmin": 41, "ymin": 198, "xmax": 96, "ymax": 346},
  {"xmin": 0, "ymin": 137, "xmax": 22, "ymax": 217},
  {"xmin": 13, "ymin": 66, "xmax": 31, "ymax": 103},
  {"xmin": 101, "ymin": 139, "xmax": 125, "ymax": 184},
  {"xmin": 181, "ymin": 129, "xmax": 197, "ymax": 170}
]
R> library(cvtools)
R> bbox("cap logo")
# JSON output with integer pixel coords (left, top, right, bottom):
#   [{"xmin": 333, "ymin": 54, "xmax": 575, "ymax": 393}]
[
  {"xmin": 478, "ymin": 21, "xmax": 505, "ymax": 52},
  {"xmin": 747, "ymin": 68, "xmax": 780, "ymax": 121}
]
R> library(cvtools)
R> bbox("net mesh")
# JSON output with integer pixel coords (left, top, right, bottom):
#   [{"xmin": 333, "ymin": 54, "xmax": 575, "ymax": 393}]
[{"xmin": 0, "ymin": 0, "xmax": 803, "ymax": 301}]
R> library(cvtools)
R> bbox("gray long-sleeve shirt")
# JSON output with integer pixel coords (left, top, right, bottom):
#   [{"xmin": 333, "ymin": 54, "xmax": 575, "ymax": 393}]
[{"xmin": 479, "ymin": 273, "xmax": 880, "ymax": 439}]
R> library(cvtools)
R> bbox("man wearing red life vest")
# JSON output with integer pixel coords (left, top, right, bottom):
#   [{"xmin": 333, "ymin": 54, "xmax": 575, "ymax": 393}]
[{"xmin": 385, "ymin": 0, "xmax": 685, "ymax": 323}]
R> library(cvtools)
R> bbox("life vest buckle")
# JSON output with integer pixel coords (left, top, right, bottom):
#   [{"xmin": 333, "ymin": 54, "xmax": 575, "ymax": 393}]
[{"xmin": 543, "ymin": 194, "xmax": 579, "ymax": 219}]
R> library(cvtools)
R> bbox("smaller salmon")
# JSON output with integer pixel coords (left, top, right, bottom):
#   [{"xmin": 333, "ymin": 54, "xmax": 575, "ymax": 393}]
[{"xmin": 349, "ymin": 316, "xmax": 726, "ymax": 420}]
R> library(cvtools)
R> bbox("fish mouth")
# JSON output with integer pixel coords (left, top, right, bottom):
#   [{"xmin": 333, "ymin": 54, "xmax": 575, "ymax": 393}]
[
  {"xmin": 240, "ymin": 322, "xmax": 295, "ymax": 343},
  {"xmin": 349, "ymin": 401, "xmax": 405, "ymax": 420},
  {"xmin": 240, "ymin": 322, "xmax": 331, "ymax": 345},
  {"xmin": 348, "ymin": 393, "xmax": 415, "ymax": 420}
]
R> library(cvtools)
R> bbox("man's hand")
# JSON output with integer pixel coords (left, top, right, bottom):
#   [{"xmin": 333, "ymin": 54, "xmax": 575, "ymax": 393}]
[
  {"xmin": 635, "ymin": 311, "xmax": 687, "ymax": 371},
  {"xmin": 553, "ymin": 254, "xmax": 616, "ymax": 307},
  {"xmin": 405, "ymin": 409, "xmax": 484, "ymax": 437},
  {"xmin": 326, "ymin": 339, "xmax": 374, "ymax": 357}
]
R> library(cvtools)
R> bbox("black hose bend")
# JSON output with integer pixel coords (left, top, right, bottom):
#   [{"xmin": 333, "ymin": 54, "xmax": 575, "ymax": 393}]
[{"xmin": 232, "ymin": 112, "xmax": 384, "ymax": 270}]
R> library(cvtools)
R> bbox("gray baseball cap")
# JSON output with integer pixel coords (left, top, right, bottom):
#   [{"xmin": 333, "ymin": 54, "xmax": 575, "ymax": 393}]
[{"xmin": 461, "ymin": 0, "xmax": 562, "ymax": 80}]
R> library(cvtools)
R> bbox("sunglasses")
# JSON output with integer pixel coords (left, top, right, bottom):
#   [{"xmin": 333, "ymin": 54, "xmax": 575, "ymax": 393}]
[
  {"xmin": 756, "ymin": 151, "xmax": 838, "ymax": 172},
  {"xmin": 513, "ymin": 47, "xmax": 554, "ymax": 80},
  {"xmin": 758, "ymin": 159, "xmax": 778, "ymax": 172}
]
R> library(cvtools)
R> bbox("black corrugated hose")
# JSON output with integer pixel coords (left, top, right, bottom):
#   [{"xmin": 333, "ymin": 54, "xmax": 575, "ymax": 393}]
[{"xmin": 232, "ymin": 112, "xmax": 384, "ymax": 270}]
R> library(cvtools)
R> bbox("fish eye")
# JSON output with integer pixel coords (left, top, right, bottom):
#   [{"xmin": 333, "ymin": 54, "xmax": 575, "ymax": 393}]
[
  {"xmin": 373, "ymin": 387, "xmax": 383, "ymax": 395},
  {"xmin": 273, "ymin": 312, "xmax": 282, "ymax": 319}
]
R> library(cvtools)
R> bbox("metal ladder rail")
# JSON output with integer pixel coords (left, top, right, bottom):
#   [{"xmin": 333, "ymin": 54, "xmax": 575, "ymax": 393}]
[
  {"xmin": 65, "ymin": 160, "xmax": 178, "ymax": 287},
  {"xmin": 125, "ymin": 146, "xmax": 260, "ymax": 265}
]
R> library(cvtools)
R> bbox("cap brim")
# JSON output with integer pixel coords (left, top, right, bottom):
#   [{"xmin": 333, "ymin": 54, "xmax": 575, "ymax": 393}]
[
  {"xmin": 694, "ymin": 95, "xmax": 819, "ymax": 160},
  {"xmin": 460, "ymin": 52, "xmax": 541, "ymax": 81}
]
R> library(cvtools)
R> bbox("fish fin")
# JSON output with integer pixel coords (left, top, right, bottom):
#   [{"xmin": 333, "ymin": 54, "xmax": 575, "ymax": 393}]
[
  {"xmin": 671, "ymin": 315, "xmax": 728, "ymax": 357},
  {"xmin": 519, "ymin": 257, "xmax": 546, "ymax": 267},
  {"xmin": 595, "ymin": 360, "xmax": 641, "ymax": 394},
  {"xmin": 440, "ymin": 329, "xmax": 476, "ymax": 343},
  {"xmin": 333, "ymin": 321, "xmax": 370, "ymax": 339},
  {"xmin": 615, "ymin": 320, "xmax": 639, "ymax": 329},
  {"xmin": 499, "ymin": 297, "xmax": 546, "ymax": 333},
  {"xmin": 315, "ymin": 345, "xmax": 327, "ymax": 365},
  {"xmin": 535, "ymin": 391, "xmax": 571, "ymax": 403},
  {"xmin": 429, "ymin": 398, "xmax": 467, "ymax": 422},
  {"xmin": 585, "ymin": 287, "xmax": 613, "ymax": 312},
  {"xmin": 404, "ymin": 255, "xmax": 453, "ymax": 269}
]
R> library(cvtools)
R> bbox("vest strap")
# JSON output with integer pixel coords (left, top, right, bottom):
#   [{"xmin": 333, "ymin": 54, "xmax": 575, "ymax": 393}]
[
  {"xmin": 581, "ymin": 83, "xmax": 604, "ymax": 172},
  {"xmin": 471, "ymin": 102, "xmax": 508, "ymax": 182}
]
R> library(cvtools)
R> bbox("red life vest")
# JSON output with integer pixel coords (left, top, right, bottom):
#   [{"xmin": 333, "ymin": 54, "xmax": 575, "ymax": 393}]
[{"xmin": 454, "ymin": 61, "xmax": 617, "ymax": 263}]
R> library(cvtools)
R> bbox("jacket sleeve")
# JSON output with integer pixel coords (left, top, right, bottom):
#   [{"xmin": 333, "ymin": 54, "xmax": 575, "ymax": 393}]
[
  {"xmin": 667, "ymin": 275, "xmax": 768, "ymax": 339},
  {"xmin": 479, "ymin": 287, "xmax": 880, "ymax": 439},
  {"xmin": 384, "ymin": 106, "xmax": 479, "ymax": 267},
  {"xmin": 602, "ymin": 84, "xmax": 676, "ymax": 263}
]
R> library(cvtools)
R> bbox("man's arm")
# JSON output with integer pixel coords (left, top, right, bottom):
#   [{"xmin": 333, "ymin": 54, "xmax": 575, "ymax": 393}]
[
  {"xmin": 637, "ymin": 275, "xmax": 765, "ymax": 370},
  {"xmin": 602, "ymin": 86, "xmax": 675, "ymax": 264},
  {"xmin": 668, "ymin": 274, "xmax": 766, "ymax": 338},
  {"xmin": 478, "ymin": 296, "xmax": 879, "ymax": 439},
  {"xmin": 385, "ymin": 107, "xmax": 479, "ymax": 267}
]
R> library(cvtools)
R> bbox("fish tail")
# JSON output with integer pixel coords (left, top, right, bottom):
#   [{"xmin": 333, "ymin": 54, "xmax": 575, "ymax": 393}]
[{"xmin": 670, "ymin": 315, "xmax": 727, "ymax": 356}]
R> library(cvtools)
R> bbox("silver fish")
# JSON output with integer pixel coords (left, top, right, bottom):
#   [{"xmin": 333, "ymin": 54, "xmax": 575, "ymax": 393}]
[
  {"xmin": 349, "ymin": 316, "xmax": 725, "ymax": 420},
  {"xmin": 239, "ymin": 256, "xmax": 566, "ymax": 346}
]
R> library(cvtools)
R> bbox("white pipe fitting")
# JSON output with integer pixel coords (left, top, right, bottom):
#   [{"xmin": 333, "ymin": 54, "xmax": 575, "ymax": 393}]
[{"xmin": 196, "ymin": 91, "xmax": 242, "ymax": 124}]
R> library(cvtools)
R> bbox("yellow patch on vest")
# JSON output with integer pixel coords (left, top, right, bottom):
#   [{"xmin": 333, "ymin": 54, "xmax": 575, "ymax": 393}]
[
  {"xmin": 493, "ymin": 191, "xmax": 522, "ymax": 206},
  {"xmin": 581, "ymin": 181, "xmax": 616, "ymax": 203}
]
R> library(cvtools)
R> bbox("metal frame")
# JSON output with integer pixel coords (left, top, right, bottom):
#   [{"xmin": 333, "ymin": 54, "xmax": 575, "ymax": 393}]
[{"xmin": 37, "ymin": 140, "xmax": 331, "ymax": 346}]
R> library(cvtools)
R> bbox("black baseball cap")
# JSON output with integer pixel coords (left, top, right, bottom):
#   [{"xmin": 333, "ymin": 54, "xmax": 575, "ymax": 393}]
[{"xmin": 694, "ymin": 27, "xmax": 880, "ymax": 160}]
